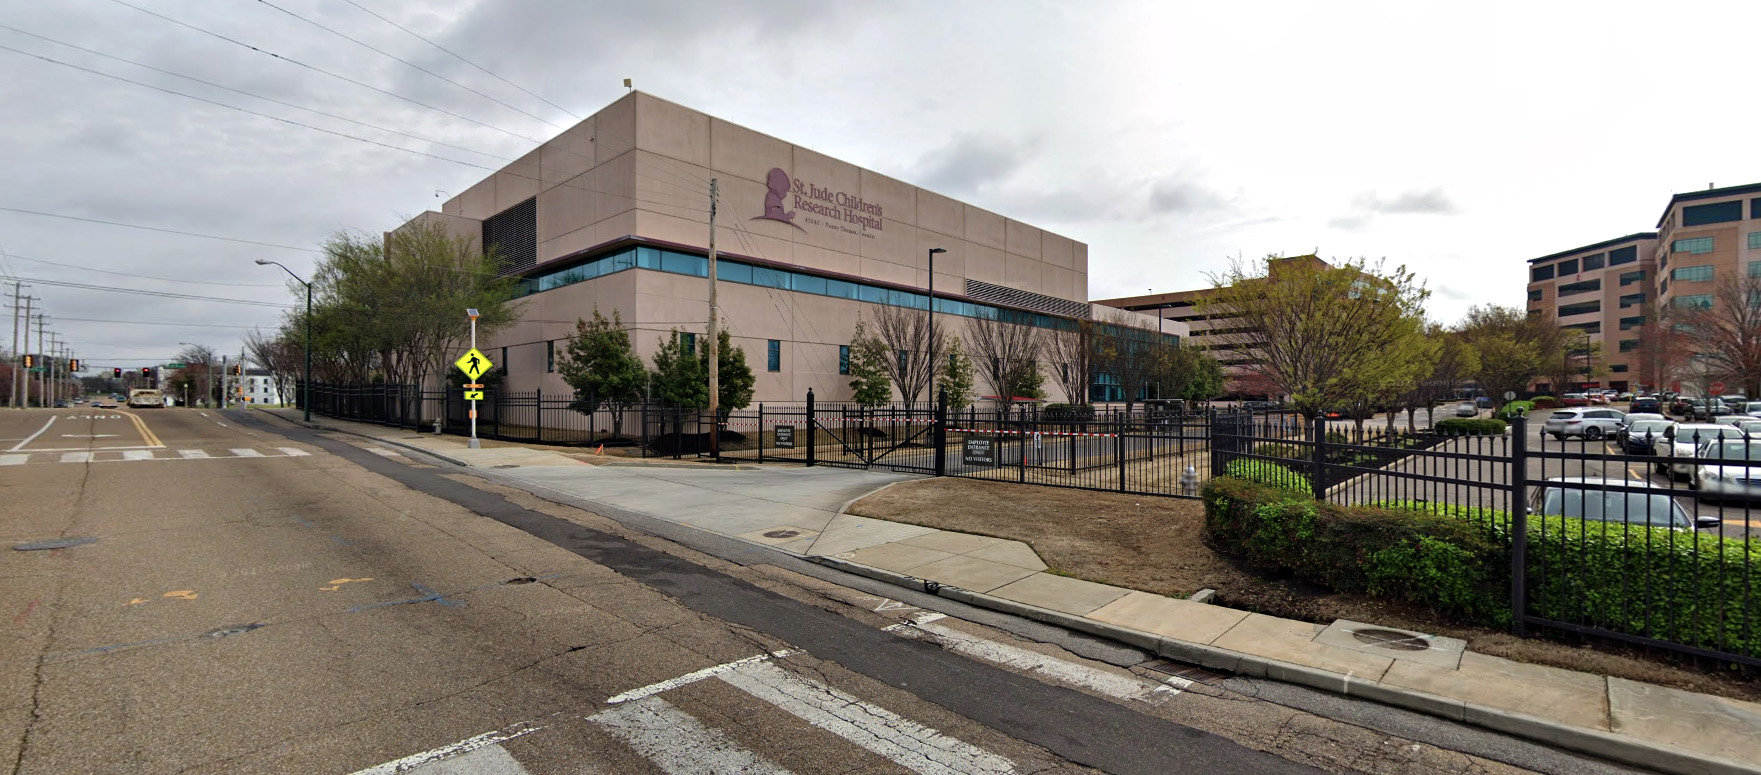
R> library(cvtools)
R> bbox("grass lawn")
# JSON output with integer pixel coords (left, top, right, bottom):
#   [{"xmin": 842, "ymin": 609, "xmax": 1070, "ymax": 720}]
[{"xmin": 846, "ymin": 477, "xmax": 1761, "ymax": 704}]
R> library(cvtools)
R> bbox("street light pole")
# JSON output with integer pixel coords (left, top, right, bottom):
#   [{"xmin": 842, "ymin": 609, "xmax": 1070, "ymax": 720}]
[
  {"xmin": 466, "ymin": 307, "xmax": 480, "ymax": 449},
  {"xmin": 255, "ymin": 259, "xmax": 312, "ymax": 422},
  {"xmin": 927, "ymin": 248, "xmax": 946, "ymax": 404}
]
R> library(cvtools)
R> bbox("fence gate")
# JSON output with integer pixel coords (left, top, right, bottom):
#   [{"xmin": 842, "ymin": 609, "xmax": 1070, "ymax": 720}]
[{"xmin": 811, "ymin": 404, "xmax": 939, "ymax": 474}]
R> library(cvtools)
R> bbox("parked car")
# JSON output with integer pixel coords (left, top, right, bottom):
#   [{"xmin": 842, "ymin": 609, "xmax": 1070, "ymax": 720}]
[
  {"xmin": 1475, "ymin": 396, "xmax": 1493, "ymax": 409},
  {"xmin": 1739, "ymin": 401, "xmax": 1761, "ymax": 417},
  {"xmin": 1617, "ymin": 392, "xmax": 1635, "ymax": 401},
  {"xmin": 1542, "ymin": 407, "xmax": 1626, "ymax": 440},
  {"xmin": 1621, "ymin": 419, "xmax": 1674, "ymax": 454},
  {"xmin": 1690, "ymin": 440, "xmax": 1761, "ymax": 501},
  {"xmin": 1720, "ymin": 394, "xmax": 1748, "ymax": 405},
  {"xmin": 1560, "ymin": 393, "xmax": 1591, "ymax": 407},
  {"xmin": 1657, "ymin": 423, "xmax": 1749, "ymax": 478},
  {"xmin": 1454, "ymin": 402, "xmax": 1478, "ymax": 417},
  {"xmin": 1528, "ymin": 477, "xmax": 1715, "ymax": 531},
  {"xmin": 1714, "ymin": 416, "xmax": 1761, "ymax": 437},
  {"xmin": 1616, "ymin": 413, "xmax": 1667, "ymax": 441},
  {"xmin": 1629, "ymin": 396, "xmax": 1662, "ymax": 414}
]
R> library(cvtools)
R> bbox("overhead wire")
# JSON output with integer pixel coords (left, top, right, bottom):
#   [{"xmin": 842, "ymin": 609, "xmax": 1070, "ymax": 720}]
[
  {"xmin": 0, "ymin": 275, "xmax": 295, "ymax": 307},
  {"xmin": 50, "ymin": 316, "xmax": 265, "ymax": 329},
  {"xmin": 4, "ymin": 252, "xmax": 284, "ymax": 287},
  {"xmin": 0, "ymin": 206, "xmax": 320, "ymax": 253}
]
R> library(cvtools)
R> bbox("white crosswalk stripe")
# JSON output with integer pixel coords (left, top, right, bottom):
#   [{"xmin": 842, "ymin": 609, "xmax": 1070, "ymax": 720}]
[
  {"xmin": 277, "ymin": 447, "xmax": 309, "ymax": 457},
  {"xmin": 0, "ymin": 454, "xmax": 25, "ymax": 466},
  {"xmin": 0, "ymin": 448, "xmax": 315, "ymax": 466},
  {"xmin": 718, "ymin": 660, "xmax": 1016, "ymax": 775},
  {"xmin": 60, "ymin": 452, "xmax": 91, "ymax": 463},
  {"xmin": 178, "ymin": 449, "xmax": 210, "ymax": 459},
  {"xmin": 347, "ymin": 722, "xmax": 542, "ymax": 775},
  {"xmin": 122, "ymin": 450, "xmax": 154, "ymax": 461},
  {"xmin": 589, "ymin": 696, "xmax": 797, "ymax": 774},
  {"xmin": 229, "ymin": 448, "xmax": 265, "ymax": 458}
]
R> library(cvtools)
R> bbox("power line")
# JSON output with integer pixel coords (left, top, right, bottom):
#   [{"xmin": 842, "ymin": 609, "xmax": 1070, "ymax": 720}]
[
  {"xmin": 4, "ymin": 252, "xmax": 283, "ymax": 287},
  {"xmin": 253, "ymin": 0, "xmax": 563, "ymax": 129},
  {"xmin": 0, "ymin": 275, "xmax": 295, "ymax": 307},
  {"xmin": 0, "ymin": 23, "xmax": 513, "ymax": 163},
  {"xmin": 0, "ymin": 206, "xmax": 320, "ymax": 252},
  {"xmin": 49, "ymin": 316, "xmax": 264, "ymax": 329},
  {"xmin": 340, "ymin": 0, "xmax": 579, "ymax": 119}
]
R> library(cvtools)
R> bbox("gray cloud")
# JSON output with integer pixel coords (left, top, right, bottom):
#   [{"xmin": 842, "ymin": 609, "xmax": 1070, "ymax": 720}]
[
  {"xmin": 1327, "ymin": 214, "xmax": 1371, "ymax": 231},
  {"xmin": 912, "ymin": 133, "xmax": 1034, "ymax": 197},
  {"xmin": 1147, "ymin": 177, "xmax": 1228, "ymax": 214},
  {"xmin": 1352, "ymin": 187, "xmax": 1459, "ymax": 215}
]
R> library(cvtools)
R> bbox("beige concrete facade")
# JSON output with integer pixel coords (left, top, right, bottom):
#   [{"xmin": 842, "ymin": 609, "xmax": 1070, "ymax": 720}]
[
  {"xmin": 1523, "ymin": 233, "xmax": 1657, "ymax": 392},
  {"xmin": 396, "ymin": 92, "xmax": 1178, "ymax": 403}
]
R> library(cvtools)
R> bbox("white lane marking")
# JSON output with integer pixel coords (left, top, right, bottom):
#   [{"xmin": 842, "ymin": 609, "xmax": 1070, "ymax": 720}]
[
  {"xmin": 887, "ymin": 618, "xmax": 1180, "ymax": 701},
  {"xmin": 9, "ymin": 416, "xmax": 55, "ymax": 452},
  {"xmin": 230, "ymin": 448, "xmax": 265, "ymax": 458},
  {"xmin": 369, "ymin": 447, "xmax": 400, "ymax": 457},
  {"xmin": 60, "ymin": 452, "xmax": 92, "ymax": 464},
  {"xmin": 396, "ymin": 745, "xmax": 527, "ymax": 774},
  {"xmin": 718, "ymin": 661, "xmax": 1017, "ymax": 775},
  {"xmin": 179, "ymin": 449, "xmax": 210, "ymax": 459},
  {"xmin": 122, "ymin": 450, "xmax": 155, "ymax": 461},
  {"xmin": 346, "ymin": 722, "xmax": 542, "ymax": 775},
  {"xmin": 588, "ymin": 696, "xmax": 797, "ymax": 775},
  {"xmin": 59, "ymin": 434, "xmax": 118, "ymax": 438},
  {"xmin": 24, "ymin": 445, "xmax": 160, "ymax": 452},
  {"xmin": 0, "ymin": 454, "xmax": 26, "ymax": 466},
  {"xmin": 277, "ymin": 447, "xmax": 309, "ymax": 457},
  {"xmin": 605, "ymin": 650, "xmax": 798, "ymax": 705}
]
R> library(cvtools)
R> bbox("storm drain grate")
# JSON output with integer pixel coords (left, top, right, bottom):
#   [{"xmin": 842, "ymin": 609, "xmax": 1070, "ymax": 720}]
[
  {"xmin": 1139, "ymin": 659, "xmax": 1226, "ymax": 685},
  {"xmin": 204, "ymin": 623, "xmax": 266, "ymax": 639},
  {"xmin": 1351, "ymin": 628, "xmax": 1431, "ymax": 652}
]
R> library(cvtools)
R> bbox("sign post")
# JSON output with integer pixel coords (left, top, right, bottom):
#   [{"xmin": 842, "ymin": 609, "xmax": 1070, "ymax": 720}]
[{"xmin": 454, "ymin": 309, "xmax": 494, "ymax": 449}]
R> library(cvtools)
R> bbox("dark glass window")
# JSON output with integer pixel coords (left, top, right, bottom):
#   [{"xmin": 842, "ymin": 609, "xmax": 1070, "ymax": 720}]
[
  {"xmin": 1619, "ymin": 316, "xmax": 1645, "ymax": 330},
  {"xmin": 546, "ymin": 341, "xmax": 555, "ymax": 373},
  {"xmin": 1683, "ymin": 200, "xmax": 1743, "ymax": 226},
  {"xmin": 767, "ymin": 340, "xmax": 780, "ymax": 372},
  {"xmin": 1672, "ymin": 265, "xmax": 1714, "ymax": 282},
  {"xmin": 1619, "ymin": 339, "xmax": 1639, "ymax": 353},
  {"xmin": 637, "ymin": 246, "xmax": 663, "ymax": 269},
  {"xmin": 1557, "ymin": 300, "xmax": 1600, "ymax": 317},
  {"xmin": 791, "ymin": 274, "xmax": 827, "ymax": 295},
  {"xmin": 1608, "ymin": 246, "xmax": 1638, "ymax": 265},
  {"xmin": 1531, "ymin": 264, "xmax": 1555, "ymax": 282},
  {"xmin": 1753, "ymin": 198, "xmax": 1761, "ymax": 219},
  {"xmin": 682, "ymin": 332, "xmax": 696, "ymax": 355},
  {"xmin": 838, "ymin": 345, "xmax": 850, "ymax": 375},
  {"xmin": 1582, "ymin": 253, "xmax": 1605, "ymax": 271},
  {"xmin": 1673, "ymin": 237, "xmax": 1714, "ymax": 254},
  {"xmin": 826, "ymin": 279, "xmax": 859, "ymax": 299},
  {"xmin": 1673, "ymin": 294, "xmax": 1713, "ymax": 309},
  {"xmin": 1619, "ymin": 270, "xmax": 1645, "ymax": 286},
  {"xmin": 1558, "ymin": 258, "xmax": 1579, "ymax": 276},
  {"xmin": 1564, "ymin": 321, "xmax": 1601, "ymax": 334},
  {"xmin": 1557, "ymin": 279, "xmax": 1601, "ymax": 296},
  {"xmin": 1619, "ymin": 292, "xmax": 1646, "ymax": 308},
  {"xmin": 1611, "ymin": 364, "xmax": 1629, "ymax": 373},
  {"xmin": 1527, "ymin": 288, "xmax": 1543, "ymax": 301}
]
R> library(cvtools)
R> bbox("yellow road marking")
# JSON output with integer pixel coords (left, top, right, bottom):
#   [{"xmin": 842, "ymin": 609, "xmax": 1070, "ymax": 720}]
[
  {"xmin": 162, "ymin": 590, "xmax": 198, "ymax": 600},
  {"xmin": 112, "ymin": 409, "xmax": 164, "ymax": 448},
  {"xmin": 126, "ymin": 598, "xmax": 148, "ymax": 606},
  {"xmin": 319, "ymin": 577, "xmax": 374, "ymax": 591}
]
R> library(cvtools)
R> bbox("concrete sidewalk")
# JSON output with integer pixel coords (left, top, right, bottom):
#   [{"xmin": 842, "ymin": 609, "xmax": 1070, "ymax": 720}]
[{"xmin": 263, "ymin": 409, "xmax": 1761, "ymax": 775}]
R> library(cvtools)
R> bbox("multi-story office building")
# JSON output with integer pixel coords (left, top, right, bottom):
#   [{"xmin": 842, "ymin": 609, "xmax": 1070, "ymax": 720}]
[
  {"xmin": 391, "ymin": 91, "xmax": 1180, "ymax": 404},
  {"xmin": 1653, "ymin": 182, "xmax": 1761, "ymax": 310},
  {"xmin": 1524, "ymin": 233, "xmax": 1657, "ymax": 393}
]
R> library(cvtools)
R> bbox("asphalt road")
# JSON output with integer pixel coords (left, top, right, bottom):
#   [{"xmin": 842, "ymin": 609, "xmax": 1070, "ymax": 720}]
[{"xmin": 1, "ymin": 407, "xmax": 1637, "ymax": 774}]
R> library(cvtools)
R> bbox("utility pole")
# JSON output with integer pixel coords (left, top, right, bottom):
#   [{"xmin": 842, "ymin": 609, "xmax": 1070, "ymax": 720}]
[
  {"xmin": 35, "ymin": 315, "xmax": 46, "ymax": 408},
  {"xmin": 706, "ymin": 177, "xmax": 719, "ymax": 455},
  {"xmin": 17, "ymin": 295, "xmax": 31, "ymax": 408},
  {"xmin": 8, "ymin": 283, "xmax": 20, "ymax": 409}
]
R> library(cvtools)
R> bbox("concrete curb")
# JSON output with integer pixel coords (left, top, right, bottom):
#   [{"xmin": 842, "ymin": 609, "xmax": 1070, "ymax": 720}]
[
  {"xmin": 806, "ymin": 555, "xmax": 1760, "ymax": 775},
  {"xmin": 254, "ymin": 411, "xmax": 471, "ymax": 468}
]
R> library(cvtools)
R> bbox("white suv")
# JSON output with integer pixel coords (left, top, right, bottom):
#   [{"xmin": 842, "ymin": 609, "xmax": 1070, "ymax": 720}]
[{"xmin": 1543, "ymin": 408, "xmax": 1626, "ymax": 440}]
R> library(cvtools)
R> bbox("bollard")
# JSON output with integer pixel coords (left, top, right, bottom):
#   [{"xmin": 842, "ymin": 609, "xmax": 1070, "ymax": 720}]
[{"xmin": 1180, "ymin": 464, "xmax": 1200, "ymax": 496}]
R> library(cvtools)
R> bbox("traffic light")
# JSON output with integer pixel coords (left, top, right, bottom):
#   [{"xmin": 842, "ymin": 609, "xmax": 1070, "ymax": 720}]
[
  {"xmin": 233, "ymin": 363, "xmax": 243, "ymax": 376},
  {"xmin": 68, "ymin": 359, "xmax": 79, "ymax": 371},
  {"xmin": 21, "ymin": 354, "xmax": 32, "ymax": 368},
  {"xmin": 141, "ymin": 367, "xmax": 152, "ymax": 379},
  {"xmin": 114, "ymin": 367, "xmax": 123, "ymax": 378}
]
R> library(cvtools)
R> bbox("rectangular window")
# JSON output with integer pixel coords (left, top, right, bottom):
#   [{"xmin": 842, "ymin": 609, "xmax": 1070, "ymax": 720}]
[
  {"xmin": 896, "ymin": 349, "xmax": 908, "ymax": 375},
  {"xmin": 1619, "ymin": 339, "xmax": 1639, "ymax": 353},
  {"xmin": 752, "ymin": 267, "xmax": 789, "ymax": 289},
  {"xmin": 1557, "ymin": 258, "xmax": 1579, "ymax": 276},
  {"xmin": 718, "ymin": 261, "xmax": 752, "ymax": 284},
  {"xmin": 1556, "ymin": 278, "xmax": 1601, "ymax": 296},
  {"xmin": 1619, "ymin": 292, "xmax": 1645, "ymax": 308},
  {"xmin": 1619, "ymin": 316, "xmax": 1645, "ymax": 330},
  {"xmin": 1557, "ymin": 300, "xmax": 1600, "ymax": 317},
  {"xmin": 1619, "ymin": 269, "xmax": 1645, "ymax": 286},
  {"xmin": 1753, "ymin": 198, "xmax": 1761, "ymax": 219},
  {"xmin": 636, "ymin": 246, "xmax": 663, "ymax": 270},
  {"xmin": 1751, "ymin": 261, "xmax": 1761, "ymax": 278},
  {"xmin": 1671, "ymin": 265, "xmax": 1714, "ymax": 282},
  {"xmin": 660, "ymin": 250, "xmax": 707, "ymax": 277},
  {"xmin": 1527, "ymin": 288, "xmax": 1543, "ymax": 301},
  {"xmin": 1582, "ymin": 253, "xmax": 1605, "ymax": 271},
  {"xmin": 501, "ymin": 347, "xmax": 508, "ymax": 373},
  {"xmin": 1564, "ymin": 321, "xmax": 1601, "ymax": 334},
  {"xmin": 682, "ymin": 332, "xmax": 696, "ymax": 355},
  {"xmin": 546, "ymin": 341, "xmax": 555, "ymax": 373},
  {"xmin": 1673, "ymin": 237, "xmax": 1714, "ymax": 254},
  {"xmin": 1610, "ymin": 364, "xmax": 1629, "ymax": 373},
  {"xmin": 826, "ymin": 279, "xmax": 859, "ymax": 299},
  {"xmin": 767, "ymin": 339, "xmax": 780, "ymax": 372},
  {"xmin": 1749, "ymin": 232, "xmax": 1761, "ymax": 250},
  {"xmin": 1531, "ymin": 264, "xmax": 1555, "ymax": 282},
  {"xmin": 839, "ymin": 345, "xmax": 850, "ymax": 375},
  {"xmin": 1608, "ymin": 245, "xmax": 1638, "ymax": 265},
  {"xmin": 791, "ymin": 274, "xmax": 827, "ymax": 296},
  {"xmin": 1683, "ymin": 200, "xmax": 1743, "ymax": 226},
  {"xmin": 1673, "ymin": 294, "xmax": 1714, "ymax": 309},
  {"xmin": 1660, "ymin": 278, "xmax": 1669, "ymax": 295}
]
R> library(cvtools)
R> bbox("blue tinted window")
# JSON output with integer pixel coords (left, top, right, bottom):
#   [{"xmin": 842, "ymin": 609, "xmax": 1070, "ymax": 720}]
[
  {"xmin": 826, "ymin": 279, "xmax": 859, "ymax": 299},
  {"xmin": 1608, "ymin": 246, "xmax": 1638, "ymax": 265},
  {"xmin": 791, "ymin": 274, "xmax": 827, "ymax": 295},
  {"xmin": 1673, "ymin": 237, "xmax": 1714, "ymax": 254},
  {"xmin": 1619, "ymin": 293, "xmax": 1645, "ymax": 308},
  {"xmin": 1619, "ymin": 270, "xmax": 1645, "ymax": 286},
  {"xmin": 1749, "ymin": 232, "xmax": 1761, "ymax": 250},
  {"xmin": 1673, "ymin": 294, "xmax": 1713, "ymax": 309},
  {"xmin": 858, "ymin": 284, "xmax": 887, "ymax": 304},
  {"xmin": 1557, "ymin": 279, "xmax": 1600, "ymax": 296},
  {"xmin": 839, "ymin": 345, "xmax": 850, "ymax": 375},
  {"xmin": 1531, "ymin": 264, "xmax": 1555, "ymax": 282},
  {"xmin": 767, "ymin": 340, "xmax": 781, "ymax": 372},
  {"xmin": 1619, "ymin": 339, "xmax": 1639, "ymax": 353},
  {"xmin": 752, "ymin": 267, "xmax": 789, "ymax": 289},
  {"xmin": 1671, "ymin": 265, "xmax": 1714, "ymax": 282},
  {"xmin": 682, "ymin": 332, "xmax": 696, "ymax": 355},
  {"xmin": 1683, "ymin": 201, "xmax": 1742, "ymax": 226},
  {"xmin": 637, "ymin": 247, "xmax": 662, "ymax": 269},
  {"xmin": 718, "ymin": 261, "xmax": 751, "ymax": 284},
  {"xmin": 1753, "ymin": 198, "xmax": 1761, "ymax": 219},
  {"xmin": 661, "ymin": 250, "xmax": 706, "ymax": 277}
]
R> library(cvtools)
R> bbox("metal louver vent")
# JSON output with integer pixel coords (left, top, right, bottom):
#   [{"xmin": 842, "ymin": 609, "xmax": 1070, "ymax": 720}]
[
  {"xmin": 964, "ymin": 279, "xmax": 1091, "ymax": 319},
  {"xmin": 482, "ymin": 196, "xmax": 537, "ymax": 276}
]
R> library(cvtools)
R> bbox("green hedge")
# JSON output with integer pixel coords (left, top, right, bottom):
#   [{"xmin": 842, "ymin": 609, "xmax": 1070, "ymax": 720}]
[
  {"xmin": 1221, "ymin": 458, "xmax": 1310, "ymax": 494},
  {"xmin": 1202, "ymin": 478, "xmax": 1509, "ymax": 625},
  {"xmin": 1434, "ymin": 418, "xmax": 1508, "ymax": 436},
  {"xmin": 1252, "ymin": 442, "xmax": 1305, "ymax": 460},
  {"xmin": 1496, "ymin": 400, "xmax": 1534, "ymax": 420},
  {"xmin": 1532, "ymin": 395, "xmax": 1558, "ymax": 408}
]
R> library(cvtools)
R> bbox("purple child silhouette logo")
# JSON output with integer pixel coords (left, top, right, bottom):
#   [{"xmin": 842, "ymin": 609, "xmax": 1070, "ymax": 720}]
[{"xmin": 752, "ymin": 167, "xmax": 805, "ymax": 231}]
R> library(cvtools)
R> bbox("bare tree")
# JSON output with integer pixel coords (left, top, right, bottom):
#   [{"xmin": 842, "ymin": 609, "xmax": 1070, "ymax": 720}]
[
  {"xmin": 1672, "ymin": 273, "xmax": 1761, "ymax": 397},
  {"xmin": 244, "ymin": 327, "xmax": 303, "ymax": 405},
  {"xmin": 1095, "ymin": 310, "xmax": 1167, "ymax": 413},
  {"xmin": 965, "ymin": 313, "xmax": 1043, "ymax": 402},
  {"xmin": 1633, "ymin": 300, "xmax": 1688, "ymax": 393},
  {"xmin": 870, "ymin": 303, "xmax": 944, "ymax": 405},
  {"xmin": 1044, "ymin": 319, "xmax": 1099, "ymax": 404}
]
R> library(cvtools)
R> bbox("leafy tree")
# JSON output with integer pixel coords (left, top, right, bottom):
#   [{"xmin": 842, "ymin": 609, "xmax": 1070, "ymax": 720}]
[
  {"xmin": 558, "ymin": 308, "xmax": 646, "ymax": 437},
  {"xmin": 700, "ymin": 327, "xmax": 754, "ymax": 413},
  {"xmin": 1157, "ymin": 346, "xmax": 1226, "ymax": 403},
  {"xmin": 1340, "ymin": 316, "xmax": 1436, "ymax": 438},
  {"xmin": 938, "ymin": 335, "xmax": 977, "ymax": 410},
  {"xmin": 1458, "ymin": 305, "xmax": 1562, "ymax": 406},
  {"xmin": 649, "ymin": 328, "xmax": 709, "ymax": 408},
  {"xmin": 847, "ymin": 319, "xmax": 893, "ymax": 406},
  {"xmin": 1398, "ymin": 326, "xmax": 1478, "ymax": 432}
]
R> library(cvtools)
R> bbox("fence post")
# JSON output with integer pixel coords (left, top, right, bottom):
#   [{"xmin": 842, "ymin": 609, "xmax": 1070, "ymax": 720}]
[
  {"xmin": 1311, "ymin": 415, "xmax": 1328, "ymax": 501},
  {"xmin": 755, "ymin": 403, "xmax": 763, "ymax": 463},
  {"xmin": 535, "ymin": 388, "xmax": 543, "ymax": 444},
  {"xmin": 1117, "ymin": 413, "xmax": 1127, "ymax": 492},
  {"xmin": 805, "ymin": 389, "xmax": 817, "ymax": 467},
  {"xmin": 1509, "ymin": 414, "xmax": 1529, "ymax": 637},
  {"xmin": 933, "ymin": 388, "xmax": 947, "ymax": 476},
  {"xmin": 1018, "ymin": 404, "xmax": 1028, "ymax": 484}
]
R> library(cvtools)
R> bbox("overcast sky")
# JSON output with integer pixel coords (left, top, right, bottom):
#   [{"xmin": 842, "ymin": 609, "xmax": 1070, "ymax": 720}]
[{"xmin": 4, "ymin": 0, "xmax": 1759, "ymax": 372}]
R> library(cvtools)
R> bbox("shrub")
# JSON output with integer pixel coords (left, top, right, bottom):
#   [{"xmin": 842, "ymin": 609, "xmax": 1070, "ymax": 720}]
[
  {"xmin": 1495, "ymin": 400, "xmax": 1534, "ymax": 420},
  {"xmin": 1202, "ymin": 477, "xmax": 1509, "ymax": 625},
  {"xmin": 1042, "ymin": 403, "xmax": 1096, "ymax": 421},
  {"xmin": 1252, "ymin": 442, "xmax": 1305, "ymax": 460},
  {"xmin": 1532, "ymin": 395, "xmax": 1557, "ymax": 408},
  {"xmin": 1222, "ymin": 458, "xmax": 1310, "ymax": 494},
  {"xmin": 1434, "ymin": 418, "xmax": 1508, "ymax": 436},
  {"xmin": 1324, "ymin": 430, "xmax": 1348, "ymax": 444}
]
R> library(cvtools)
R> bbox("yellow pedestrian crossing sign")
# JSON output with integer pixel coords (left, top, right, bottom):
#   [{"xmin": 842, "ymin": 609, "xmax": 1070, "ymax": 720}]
[{"xmin": 454, "ymin": 348, "xmax": 493, "ymax": 379}]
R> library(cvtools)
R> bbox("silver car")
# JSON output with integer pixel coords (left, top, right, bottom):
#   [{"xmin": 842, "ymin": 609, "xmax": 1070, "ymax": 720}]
[
  {"xmin": 1528, "ymin": 477, "xmax": 1716, "ymax": 531},
  {"xmin": 1691, "ymin": 440, "xmax": 1761, "ymax": 500},
  {"xmin": 1543, "ymin": 408, "xmax": 1626, "ymax": 440},
  {"xmin": 1657, "ymin": 423, "xmax": 1748, "ymax": 478}
]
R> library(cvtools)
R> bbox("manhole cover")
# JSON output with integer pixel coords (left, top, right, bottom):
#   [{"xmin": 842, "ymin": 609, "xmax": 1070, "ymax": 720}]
[
  {"xmin": 13, "ymin": 537, "xmax": 99, "ymax": 551},
  {"xmin": 204, "ymin": 623, "xmax": 265, "ymax": 639},
  {"xmin": 1351, "ymin": 628, "xmax": 1430, "ymax": 651},
  {"xmin": 763, "ymin": 529, "xmax": 802, "ymax": 539}
]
